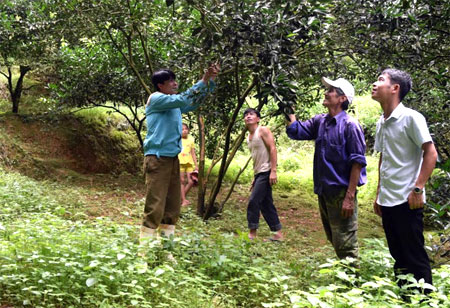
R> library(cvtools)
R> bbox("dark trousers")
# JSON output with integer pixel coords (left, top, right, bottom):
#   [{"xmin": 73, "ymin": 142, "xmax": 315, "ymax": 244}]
[
  {"xmin": 247, "ymin": 171, "xmax": 282, "ymax": 232},
  {"xmin": 381, "ymin": 202, "xmax": 432, "ymax": 287}
]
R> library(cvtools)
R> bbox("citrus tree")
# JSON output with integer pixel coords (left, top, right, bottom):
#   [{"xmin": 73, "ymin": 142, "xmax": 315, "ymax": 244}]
[
  {"xmin": 0, "ymin": 0, "xmax": 56, "ymax": 113},
  {"xmin": 170, "ymin": 0, "xmax": 341, "ymax": 218},
  {"xmin": 329, "ymin": 0, "xmax": 449, "ymax": 163},
  {"xmin": 49, "ymin": 0, "xmax": 340, "ymax": 219},
  {"xmin": 33, "ymin": 0, "xmax": 449, "ymax": 220}
]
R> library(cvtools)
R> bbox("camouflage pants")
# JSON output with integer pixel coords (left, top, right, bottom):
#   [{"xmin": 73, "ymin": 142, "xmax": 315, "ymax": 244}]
[{"xmin": 318, "ymin": 189, "xmax": 359, "ymax": 260}]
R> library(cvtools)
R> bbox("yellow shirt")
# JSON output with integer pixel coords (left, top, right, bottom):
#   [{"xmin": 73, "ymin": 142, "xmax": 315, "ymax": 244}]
[{"xmin": 179, "ymin": 135, "xmax": 195, "ymax": 165}]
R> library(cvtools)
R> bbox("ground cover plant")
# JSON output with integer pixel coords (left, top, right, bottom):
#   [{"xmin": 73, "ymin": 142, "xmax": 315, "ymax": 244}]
[
  {"xmin": 1, "ymin": 89, "xmax": 449, "ymax": 307},
  {"xmin": 1, "ymin": 0, "xmax": 449, "ymax": 305},
  {"xmin": 1, "ymin": 161, "xmax": 449, "ymax": 307},
  {"xmin": 0, "ymin": 168, "xmax": 85, "ymax": 221}
]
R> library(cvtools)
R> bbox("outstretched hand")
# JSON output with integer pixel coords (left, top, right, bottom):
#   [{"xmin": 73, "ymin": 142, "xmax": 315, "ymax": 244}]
[
  {"xmin": 202, "ymin": 62, "xmax": 220, "ymax": 83},
  {"xmin": 286, "ymin": 113, "xmax": 296, "ymax": 126}
]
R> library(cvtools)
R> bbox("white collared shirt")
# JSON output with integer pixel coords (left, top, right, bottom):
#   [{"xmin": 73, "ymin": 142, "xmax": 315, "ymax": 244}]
[{"xmin": 374, "ymin": 103, "xmax": 432, "ymax": 206}]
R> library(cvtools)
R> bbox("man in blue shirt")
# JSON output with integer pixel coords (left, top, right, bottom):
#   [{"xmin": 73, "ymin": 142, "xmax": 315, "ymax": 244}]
[
  {"xmin": 140, "ymin": 65, "xmax": 219, "ymax": 245},
  {"xmin": 286, "ymin": 77, "xmax": 367, "ymax": 261}
]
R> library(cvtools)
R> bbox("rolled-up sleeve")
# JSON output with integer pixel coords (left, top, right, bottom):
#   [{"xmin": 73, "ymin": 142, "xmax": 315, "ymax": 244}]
[
  {"xmin": 346, "ymin": 122, "xmax": 367, "ymax": 167},
  {"xmin": 286, "ymin": 117, "xmax": 318, "ymax": 140}
]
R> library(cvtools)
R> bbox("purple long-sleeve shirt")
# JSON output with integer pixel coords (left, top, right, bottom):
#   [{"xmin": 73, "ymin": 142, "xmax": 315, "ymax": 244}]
[{"xmin": 286, "ymin": 111, "xmax": 367, "ymax": 195}]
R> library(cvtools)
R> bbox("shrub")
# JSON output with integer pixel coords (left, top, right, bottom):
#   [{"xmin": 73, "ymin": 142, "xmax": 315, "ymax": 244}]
[
  {"xmin": 351, "ymin": 95, "xmax": 382, "ymax": 152},
  {"xmin": 425, "ymin": 171, "xmax": 450, "ymax": 229},
  {"xmin": 288, "ymin": 239, "xmax": 449, "ymax": 308}
]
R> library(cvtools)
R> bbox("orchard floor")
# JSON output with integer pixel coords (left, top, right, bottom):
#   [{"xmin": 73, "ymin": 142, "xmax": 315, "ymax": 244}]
[
  {"xmin": 50, "ymin": 171, "xmax": 386, "ymax": 262},
  {"xmin": 0, "ymin": 112, "xmax": 385, "ymax": 261}
]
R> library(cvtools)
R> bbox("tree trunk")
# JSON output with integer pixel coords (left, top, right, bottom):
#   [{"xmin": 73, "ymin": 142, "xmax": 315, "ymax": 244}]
[
  {"xmin": 10, "ymin": 65, "xmax": 31, "ymax": 114},
  {"xmin": 202, "ymin": 79, "xmax": 268, "ymax": 219},
  {"xmin": 218, "ymin": 155, "xmax": 252, "ymax": 212},
  {"xmin": 196, "ymin": 114, "xmax": 206, "ymax": 216},
  {"xmin": 203, "ymin": 76, "xmax": 257, "ymax": 220},
  {"xmin": 11, "ymin": 94, "xmax": 19, "ymax": 114}
]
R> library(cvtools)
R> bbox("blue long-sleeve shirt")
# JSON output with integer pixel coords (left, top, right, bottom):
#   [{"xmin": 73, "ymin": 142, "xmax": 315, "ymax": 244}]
[
  {"xmin": 286, "ymin": 111, "xmax": 367, "ymax": 195},
  {"xmin": 143, "ymin": 80, "xmax": 215, "ymax": 157}
]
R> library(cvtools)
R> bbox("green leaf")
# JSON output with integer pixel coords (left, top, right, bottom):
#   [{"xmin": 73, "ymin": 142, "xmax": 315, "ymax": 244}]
[
  {"xmin": 155, "ymin": 268, "xmax": 165, "ymax": 276},
  {"xmin": 307, "ymin": 295, "xmax": 321, "ymax": 306},
  {"xmin": 361, "ymin": 281, "xmax": 379, "ymax": 288},
  {"xmin": 135, "ymin": 262, "xmax": 148, "ymax": 274},
  {"xmin": 262, "ymin": 303, "xmax": 284, "ymax": 307},
  {"xmin": 86, "ymin": 278, "xmax": 97, "ymax": 287},
  {"xmin": 383, "ymin": 289, "xmax": 398, "ymax": 299},
  {"xmin": 336, "ymin": 270, "xmax": 350, "ymax": 282},
  {"xmin": 319, "ymin": 268, "xmax": 332, "ymax": 274}
]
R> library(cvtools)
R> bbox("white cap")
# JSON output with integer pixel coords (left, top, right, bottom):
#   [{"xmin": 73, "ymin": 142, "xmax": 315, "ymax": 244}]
[{"xmin": 321, "ymin": 77, "xmax": 355, "ymax": 104}]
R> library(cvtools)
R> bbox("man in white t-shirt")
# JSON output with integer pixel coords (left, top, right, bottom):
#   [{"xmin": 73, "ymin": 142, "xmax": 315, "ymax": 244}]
[{"xmin": 372, "ymin": 68, "xmax": 438, "ymax": 291}]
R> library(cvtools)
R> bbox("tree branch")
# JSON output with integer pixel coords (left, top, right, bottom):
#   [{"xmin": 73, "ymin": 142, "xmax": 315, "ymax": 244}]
[
  {"xmin": 23, "ymin": 84, "xmax": 40, "ymax": 91},
  {"xmin": 135, "ymin": 26, "xmax": 154, "ymax": 77},
  {"xmin": 83, "ymin": 99, "xmax": 145, "ymax": 148},
  {"xmin": 204, "ymin": 75, "xmax": 257, "ymax": 219},
  {"xmin": 105, "ymin": 27, "xmax": 151, "ymax": 95}
]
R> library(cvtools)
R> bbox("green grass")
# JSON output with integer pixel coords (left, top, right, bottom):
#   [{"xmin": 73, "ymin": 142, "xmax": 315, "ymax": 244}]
[
  {"xmin": 1, "ymin": 195, "xmax": 449, "ymax": 307},
  {"xmin": 1, "ymin": 86, "xmax": 449, "ymax": 307},
  {"xmin": 73, "ymin": 105, "xmax": 146, "ymax": 148},
  {"xmin": 0, "ymin": 168, "xmax": 85, "ymax": 222},
  {"xmin": 73, "ymin": 105, "xmax": 142, "ymax": 127},
  {"xmin": 1, "ymin": 150, "xmax": 449, "ymax": 307}
]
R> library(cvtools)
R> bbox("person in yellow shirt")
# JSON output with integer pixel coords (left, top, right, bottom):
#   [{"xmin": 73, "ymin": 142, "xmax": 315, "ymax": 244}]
[{"xmin": 179, "ymin": 123, "xmax": 198, "ymax": 206}]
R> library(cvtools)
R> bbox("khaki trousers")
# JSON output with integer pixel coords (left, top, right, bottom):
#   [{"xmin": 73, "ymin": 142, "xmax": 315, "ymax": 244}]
[{"xmin": 142, "ymin": 155, "xmax": 181, "ymax": 229}]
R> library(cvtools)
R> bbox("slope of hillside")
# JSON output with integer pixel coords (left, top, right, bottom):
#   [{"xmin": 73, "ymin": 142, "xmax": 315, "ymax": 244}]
[{"xmin": 0, "ymin": 112, "xmax": 142, "ymax": 179}]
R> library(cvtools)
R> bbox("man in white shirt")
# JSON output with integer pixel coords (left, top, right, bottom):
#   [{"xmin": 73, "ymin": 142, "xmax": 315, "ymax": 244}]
[{"xmin": 372, "ymin": 68, "xmax": 438, "ymax": 291}]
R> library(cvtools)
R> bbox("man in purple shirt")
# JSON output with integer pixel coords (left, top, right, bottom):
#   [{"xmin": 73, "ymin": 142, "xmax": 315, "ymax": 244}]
[{"xmin": 286, "ymin": 77, "xmax": 367, "ymax": 261}]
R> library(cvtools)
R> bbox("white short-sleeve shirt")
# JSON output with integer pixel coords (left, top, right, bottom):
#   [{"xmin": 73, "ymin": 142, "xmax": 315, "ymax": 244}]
[{"xmin": 374, "ymin": 103, "xmax": 433, "ymax": 206}]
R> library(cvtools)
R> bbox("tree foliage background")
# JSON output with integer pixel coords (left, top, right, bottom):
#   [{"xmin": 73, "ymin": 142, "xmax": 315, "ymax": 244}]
[
  {"xmin": 1, "ymin": 0, "xmax": 449, "ymax": 215},
  {"xmin": 0, "ymin": 0, "xmax": 56, "ymax": 113},
  {"xmin": 330, "ymin": 0, "xmax": 449, "ymax": 163}
]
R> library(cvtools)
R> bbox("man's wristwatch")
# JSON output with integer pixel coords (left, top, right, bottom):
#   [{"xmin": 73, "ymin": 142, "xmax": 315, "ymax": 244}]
[{"xmin": 413, "ymin": 187, "xmax": 423, "ymax": 194}]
